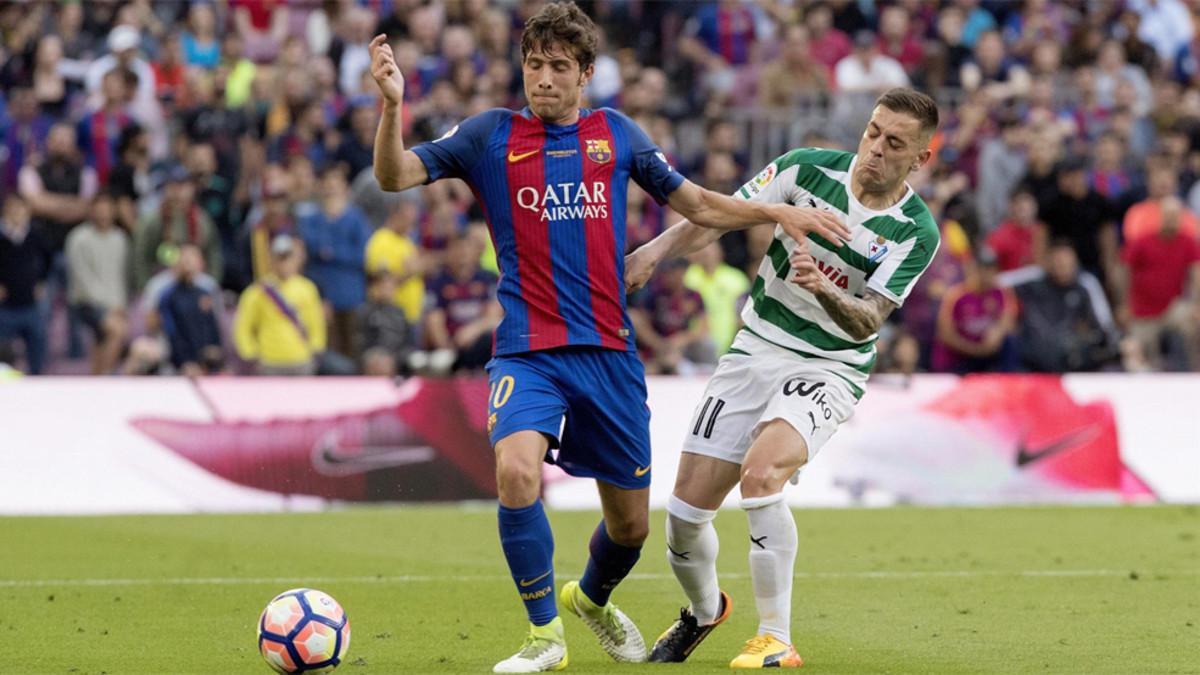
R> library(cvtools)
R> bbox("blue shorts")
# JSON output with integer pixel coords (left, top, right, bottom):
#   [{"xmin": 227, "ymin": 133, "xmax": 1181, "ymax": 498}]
[{"xmin": 486, "ymin": 347, "xmax": 652, "ymax": 489}]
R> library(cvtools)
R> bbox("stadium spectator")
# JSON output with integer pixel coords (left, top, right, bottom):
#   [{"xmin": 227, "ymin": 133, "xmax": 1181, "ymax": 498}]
[
  {"xmin": 1088, "ymin": 132, "xmax": 1137, "ymax": 215},
  {"xmin": 1129, "ymin": 0, "xmax": 1194, "ymax": 65},
  {"xmin": 187, "ymin": 142, "xmax": 236, "ymax": 286},
  {"xmin": 985, "ymin": 190, "xmax": 1046, "ymax": 272},
  {"xmin": 1014, "ymin": 240, "xmax": 1119, "ymax": 372},
  {"xmin": 335, "ymin": 99, "xmax": 379, "ymax": 181},
  {"xmin": 76, "ymin": 67, "xmax": 135, "ymax": 187},
  {"xmin": 244, "ymin": 179, "xmax": 299, "ymax": 283},
  {"xmin": 932, "ymin": 248, "xmax": 1019, "ymax": 374},
  {"xmin": 976, "ymin": 113, "xmax": 1029, "ymax": 232},
  {"xmin": 1095, "ymin": 40, "xmax": 1152, "ymax": 113},
  {"xmin": 107, "ymin": 124, "xmax": 151, "ymax": 233},
  {"xmin": 1038, "ymin": 156, "xmax": 1118, "ymax": 286},
  {"xmin": 182, "ymin": 2, "xmax": 221, "ymax": 70},
  {"xmin": 684, "ymin": 241, "xmax": 749, "ymax": 355},
  {"xmin": 299, "ymin": 162, "xmax": 370, "ymax": 360},
  {"xmin": 234, "ymin": 234, "xmax": 325, "ymax": 376},
  {"xmin": 960, "ymin": 30, "xmax": 1030, "ymax": 102},
  {"xmin": 835, "ymin": 30, "xmax": 910, "ymax": 94},
  {"xmin": 1119, "ymin": 195, "xmax": 1200, "ymax": 370},
  {"xmin": 232, "ymin": 0, "xmax": 290, "ymax": 64},
  {"xmin": 876, "ymin": 5, "xmax": 924, "ymax": 75},
  {"xmin": 957, "ymin": 0, "xmax": 998, "ymax": 49},
  {"xmin": 30, "ymin": 35, "xmax": 78, "ymax": 119},
  {"xmin": 356, "ymin": 271, "xmax": 417, "ymax": 378},
  {"xmin": 804, "ymin": 3, "xmax": 853, "ymax": 77},
  {"xmin": 757, "ymin": 24, "xmax": 829, "ymax": 109},
  {"xmin": 83, "ymin": 25, "xmax": 155, "ymax": 112},
  {"xmin": 158, "ymin": 243, "xmax": 224, "ymax": 376},
  {"xmin": 1, "ymin": 88, "xmax": 53, "ymax": 196},
  {"xmin": 0, "ymin": 192, "xmax": 50, "ymax": 375},
  {"xmin": 132, "ymin": 165, "xmax": 221, "ymax": 290},
  {"xmin": 1125, "ymin": 162, "xmax": 1199, "ymax": 242},
  {"xmin": 632, "ymin": 257, "xmax": 716, "ymax": 375},
  {"xmin": 65, "ymin": 192, "xmax": 129, "ymax": 375},
  {"xmin": 18, "ymin": 122, "xmax": 97, "ymax": 254},
  {"xmin": 416, "ymin": 234, "xmax": 499, "ymax": 375},
  {"xmin": 365, "ymin": 200, "xmax": 425, "ymax": 325}
]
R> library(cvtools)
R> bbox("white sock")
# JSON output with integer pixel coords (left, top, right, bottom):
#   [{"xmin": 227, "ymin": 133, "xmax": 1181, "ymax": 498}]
[
  {"xmin": 665, "ymin": 494, "xmax": 722, "ymax": 625},
  {"xmin": 742, "ymin": 492, "xmax": 797, "ymax": 645}
]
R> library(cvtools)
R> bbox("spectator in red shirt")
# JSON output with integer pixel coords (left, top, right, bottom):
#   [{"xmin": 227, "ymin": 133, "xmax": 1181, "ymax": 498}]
[
  {"xmin": 1123, "ymin": 162, "xmax": 1200, "ymax": 243},
  {"xmin": 1120, "ymin": 195, "xmax": 1200, "ymax": 369},
  {"xmin": 805, "ymin": 2, "xmax": 853, "ymax": 78},
  {"xmin": 631, "ymin": 258, "xmax": 716, "ymax": 375},
  {"xmin": 986, "ymin": 189, "xmax": 1046, "ymax": 272},
  {"xmin": 877, "ymin": 5, "xmax": 924, "ymax": 75}
]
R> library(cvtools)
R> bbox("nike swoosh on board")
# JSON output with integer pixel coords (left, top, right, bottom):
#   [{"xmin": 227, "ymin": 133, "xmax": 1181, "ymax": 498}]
[{"xmin": 1015, "ymin": 425, "xmax": 1102, "ymax": 467}]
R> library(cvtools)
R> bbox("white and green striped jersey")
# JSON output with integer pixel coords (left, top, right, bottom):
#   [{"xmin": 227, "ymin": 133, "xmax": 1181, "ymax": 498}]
[{"xmin": 733, "ymin": 147, "xmax": 940, "ymax": 397}]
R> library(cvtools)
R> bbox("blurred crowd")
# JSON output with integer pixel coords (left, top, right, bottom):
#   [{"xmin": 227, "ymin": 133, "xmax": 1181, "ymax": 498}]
[{"xmin": 1, "ymin": 0, "xmax": 1200, "ymax": 379}]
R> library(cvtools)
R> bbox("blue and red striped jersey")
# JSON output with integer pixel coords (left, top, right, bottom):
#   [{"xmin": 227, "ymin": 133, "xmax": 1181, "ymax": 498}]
[{"xmin": 412, "ymin": 107, "xmax": 685, "ymax": 356}]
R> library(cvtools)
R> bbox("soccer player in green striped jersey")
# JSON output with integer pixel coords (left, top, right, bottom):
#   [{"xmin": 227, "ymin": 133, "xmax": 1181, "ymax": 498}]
[{"xmin": 626, "ymin": 88, "xmax": 941, "ymax": 669}]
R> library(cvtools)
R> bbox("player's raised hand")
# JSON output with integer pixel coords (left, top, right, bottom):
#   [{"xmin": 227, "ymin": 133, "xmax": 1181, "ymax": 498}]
[
  {"xmin": 624, "ymin": 248, "xmax": 658, "ymax": 294},
  {"xmin": 789, "ymin": 240, "xmax": 828, "ymax": 294},
  {"xmin": 370, "ymin": 34, "xmax": 404, "ymax": 105},
  {"xmin": 774, "ymin": 205, "xmax": 850, "ymax": 248}
]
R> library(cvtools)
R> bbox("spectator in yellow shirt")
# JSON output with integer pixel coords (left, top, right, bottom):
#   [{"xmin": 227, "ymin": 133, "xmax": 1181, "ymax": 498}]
[
  {"xmin": 234, "ymin": 234, "xmax": 326, "ymax": 375},
  {"xmin": 365, "ymin": 200, "xmax": 425, "ymax": 323},
  {"xmin": 684, "ymin": 242, "xmax": 751, "ymax": 354}
]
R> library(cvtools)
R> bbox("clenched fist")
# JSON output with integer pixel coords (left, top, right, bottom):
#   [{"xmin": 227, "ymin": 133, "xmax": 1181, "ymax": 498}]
[{"xmin": 788, "ymin": 240, "xmax": 830, "ymax": 294}]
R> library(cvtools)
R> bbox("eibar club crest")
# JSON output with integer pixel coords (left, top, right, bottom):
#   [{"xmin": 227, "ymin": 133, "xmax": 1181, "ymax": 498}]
[
  {"xmin": 868, "ymin": 234, "xmax": 890, "ymax": 262},
  {"xmin": 585, "ymin": 138, "xmax": 612, "ymax": 163}
]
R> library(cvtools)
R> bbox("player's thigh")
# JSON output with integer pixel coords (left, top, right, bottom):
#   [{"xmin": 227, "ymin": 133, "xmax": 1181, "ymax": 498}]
[
  {"xmin": 741, "ymin": 363, "xmax": 858, "ymax": 490},
  {"xmin": 672, "ymin": 451, "xmax": 742, "ymax": 511},
  {"xmin": 680, "ymin": 350, "xmax": 774, "ymax": 467},
  {"xmin": 486, "ymin": 353, "xmax": 567, "ymax": 450},
  {"xmin": 558, "ymin": 349, "xmax": 653, "ymax": 489}
]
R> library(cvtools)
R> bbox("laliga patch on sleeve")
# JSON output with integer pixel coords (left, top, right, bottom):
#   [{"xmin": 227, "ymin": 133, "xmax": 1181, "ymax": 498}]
[
  {"xmin": 740, "ymin": 162, "xmax": 777, "ymax": 198},
  {"xmin": 435, "ymin": 124, "xmax": 459, "ymax": 142},
  {"xmin": 655, "ymin": 151, "xmax": 675, "ymax": 171}
]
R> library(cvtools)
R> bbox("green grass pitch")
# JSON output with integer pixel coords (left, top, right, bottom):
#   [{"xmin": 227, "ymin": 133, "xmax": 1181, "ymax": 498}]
[{"xmin": 2, "ymin": 505, "xmax": 1196, "ymax": 674}]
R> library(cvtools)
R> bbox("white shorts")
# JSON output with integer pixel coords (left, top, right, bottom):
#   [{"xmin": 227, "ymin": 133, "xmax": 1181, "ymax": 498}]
[{"xmin": 681, "ymin": 331, "xmax": 859, "ymax": 465}]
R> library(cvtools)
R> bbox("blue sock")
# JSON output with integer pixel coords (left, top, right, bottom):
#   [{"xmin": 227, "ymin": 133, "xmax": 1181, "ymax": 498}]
[
  {"xmin": 579, "ymin": 520, "xmax": 642, "ymax": 607},
  {"xmin": 498, "ymin": 500, "xmax": 557, "ymax": 626}
]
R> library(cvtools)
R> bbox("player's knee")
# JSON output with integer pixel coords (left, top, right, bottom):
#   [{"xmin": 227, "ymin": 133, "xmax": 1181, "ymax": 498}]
[
  {"xmin": 494, "ymin": 445, "xmax": 543, "ymax": 506},
  {"xmin": 606, "ymin": 516, "xmax": 648, "ymax": 547},
  {"xmin": 739, "ymin": 459, "xmax": 797, "ymax": 498}
]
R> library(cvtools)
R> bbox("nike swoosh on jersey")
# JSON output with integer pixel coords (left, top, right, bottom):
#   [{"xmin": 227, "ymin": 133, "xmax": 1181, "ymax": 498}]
[
  {"xmin": 1015, "ymin": 425, "xmax": 1102, "ymax": 467},
  {"xmin": 508, "ymin": 149, "xmax": 540, "ymax": 163},
  {"xmin": 519, "ymin": 570, "xmax": 552, "ymax": 587},
  {"xmin": 634, "ymin": 465, "xmax": 651, "ymax": 477}
]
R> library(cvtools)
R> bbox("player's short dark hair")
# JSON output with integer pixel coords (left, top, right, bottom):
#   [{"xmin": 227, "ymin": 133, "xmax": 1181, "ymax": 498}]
[
  {"xmin": 520, "ymin": 1, "xmax": 599, "ymax": 73},
  {"xmin": 875, "ymin": 88, "xmax": 939, "ymax": 138}
]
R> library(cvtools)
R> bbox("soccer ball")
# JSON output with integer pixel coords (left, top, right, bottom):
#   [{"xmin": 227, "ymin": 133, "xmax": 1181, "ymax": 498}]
[{"xmin": 257, "ymin": 588, "xmax": 351, "ymax": 673}]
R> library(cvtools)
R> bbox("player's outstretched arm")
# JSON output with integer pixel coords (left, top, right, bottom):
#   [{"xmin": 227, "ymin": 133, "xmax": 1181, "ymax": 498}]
[
  {"xmin": 370, "ymin": 34, "xmax": 429, "ymax": 192},
  {"xmin": 624, "ymin": 218, "xmax": 723, "ymax": 292},
  {"xmin": 790, "ymin": 242, "xmax": 897, "ymax": 341},
  {"xmin": 666, "ymin": 180, "xmax": 850, "ymax": 246}
]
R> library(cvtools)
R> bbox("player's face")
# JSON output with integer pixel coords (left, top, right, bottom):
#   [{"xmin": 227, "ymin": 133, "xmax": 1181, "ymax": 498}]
[
  {"xmin": 522, "ymin": 43, "xmax": 593, "ymax": 124},
  {"xmin": 854, "ymin": 105, "xmax": 931, "ymax": 194}
]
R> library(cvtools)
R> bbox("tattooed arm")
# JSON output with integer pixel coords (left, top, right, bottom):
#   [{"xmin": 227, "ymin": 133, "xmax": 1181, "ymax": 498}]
[{"xmin": 789, "ymin": 242, "xmax": 897, "ymax": 341}]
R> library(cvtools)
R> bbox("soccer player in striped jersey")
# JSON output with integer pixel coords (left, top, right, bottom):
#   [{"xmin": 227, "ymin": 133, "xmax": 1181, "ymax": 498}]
[
  {"xmin": 626, "ymin": 88, "xmax": 941, "ymax": 669},
  {"xmin": 368, "ymin": 3, "xmax": 850, "ymax": 672}
]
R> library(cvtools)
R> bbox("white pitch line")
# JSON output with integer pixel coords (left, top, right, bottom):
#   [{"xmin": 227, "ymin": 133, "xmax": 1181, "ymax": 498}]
[{"xmin": 1, "ymin": 569, "xmax": 1196, "ymax": 588}]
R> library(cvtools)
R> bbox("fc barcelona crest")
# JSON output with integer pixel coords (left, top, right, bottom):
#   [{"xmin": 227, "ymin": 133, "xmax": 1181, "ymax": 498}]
[{"xmin": 585, "ymin": 139, "xmax": 612, "ymax": 163}]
